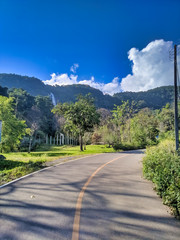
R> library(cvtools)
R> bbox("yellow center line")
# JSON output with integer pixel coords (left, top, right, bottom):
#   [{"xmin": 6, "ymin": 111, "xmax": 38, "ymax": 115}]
[{"xmin": 72, "ymin": 154, "xmax": 127, "ymax": 240}]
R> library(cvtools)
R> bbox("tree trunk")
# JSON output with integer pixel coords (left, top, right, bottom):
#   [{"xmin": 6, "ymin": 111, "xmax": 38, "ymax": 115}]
[
  {"xmin": 128, "ymin": 119, "xmax": 131, "ymax": 143},
  {"xmin": 28, "ymin": 137, "xmax": 32, "ymax": 153},
  {"xmin": 80, "ymin": 135, "xmax": 83, "ymax": 151}
]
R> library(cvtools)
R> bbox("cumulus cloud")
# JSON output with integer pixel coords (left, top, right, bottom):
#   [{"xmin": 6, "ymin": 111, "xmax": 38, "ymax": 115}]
[
  {"xmin": 43, "ymin": 71, "xmax": 121, "ymax": 95},
  {"xmin": 100, "ymin": 77, "xmax": 121, "ymax": 95},
  {"xmin": 43, "ymin": 73, "xmax": 78, "ymax": 86},
  {"xmin": 43, "ymin": 39, "xmax": 179, "ymax": 95},
  {"xmin": 120, "ymin": 39, "xmax": 176, "ymax": 92}
]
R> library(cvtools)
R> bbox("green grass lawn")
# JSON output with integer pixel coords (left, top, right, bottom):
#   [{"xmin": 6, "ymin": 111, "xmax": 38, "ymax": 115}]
[{"xmin": 0, "ymin": 145, "xmax": 116, "ymax": 185}]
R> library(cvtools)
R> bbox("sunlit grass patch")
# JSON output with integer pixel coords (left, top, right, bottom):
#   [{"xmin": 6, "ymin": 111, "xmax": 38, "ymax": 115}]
[{"xmin": 0, "ymin": 144, "xmax": 115, "ymax": 185}]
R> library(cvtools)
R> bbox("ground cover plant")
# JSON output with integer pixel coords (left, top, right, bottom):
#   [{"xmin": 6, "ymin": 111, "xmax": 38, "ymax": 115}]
[
  {"xmin": 0, "ymin": 144, "xmax": 115, "ymax": 185},
  {"xmin": 143, "ymin": 140, "xmax": 180, "ymax": 218}
]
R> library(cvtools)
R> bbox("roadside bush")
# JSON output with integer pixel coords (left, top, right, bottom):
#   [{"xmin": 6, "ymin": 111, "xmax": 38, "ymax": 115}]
[
  {"xmin": 143, "ymin": 140, "xmax": 180, "ymax": 217},
  {"xmin": 20, "ymin": 137, "xmax": 41, "ymax": 152},
  {"xmin": 19, "ymin": 137, "xmax": 30, "ymax": 151},
  {"xmin": 113, "ymin": 142, "xmax": 138, "ymax": 151}
]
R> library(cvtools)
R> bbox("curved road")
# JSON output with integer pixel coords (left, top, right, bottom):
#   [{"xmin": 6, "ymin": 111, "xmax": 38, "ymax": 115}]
[{"xmin": 0, "ymin": 151, "xmax": 180, "ymax": 240}]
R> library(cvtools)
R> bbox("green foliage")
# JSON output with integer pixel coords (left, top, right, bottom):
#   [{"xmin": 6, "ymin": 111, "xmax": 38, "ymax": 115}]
[
  {"xmin": 35, "ymin": 95, "xmax": 53, "ymax": 111},
  {"xmin": 83, "ymin": 132, "xmax": 93, "ymax": 145},
  {"xmin": 112, "ymin": 142, "xmax": 138, "ymax": 151},
  {"xmin": 157, "ymin": 103, "xmax": 174, "ymax": 133},
  {"xmin": 99, "ymin": 125, "xmax": 114, "ymax": 147},
  {"xmin": 130, "ymin": 108, "xmax": 159, "ymax": 148},
  {"xmin": 8, "ymin": 88, "xmax": 35, "ymax": 118},
  {"xmin": 0, "ymin": 96, "xmax": 28, "ymax": 152},
  {"xmin": 111, "ymin": 101, "xmax": 137, "ymax": 143},
  {"xmin": 112, "ymin": 101, "xmax": 136, "ymax": 123},
  {"xmin": 143, "ymin": 140, "xmax": 180, "ymax": 217},
  {"xmin": 1, "ymin": 88, "xmax": 58, "ymax": 152},
  {"xmin": 19, "ymin": 135, "xmax": 43, "ymax": 152},
  {"xmin": 34, "ymin": 95, "xmax": 55, "ymax": 135},
  {"xmin": 114, "ymin": 86, "xmax": 174, "ymax": 109},
  {"xmin": 95, "ymin": 101, "xmax": 159, "ymax": 150},
  {"xmin": 53, "ymin": 94, "xmax": 100, "ymax": 150},
  {"xmin": 7, "ymin": 91, "xmax": 54, "ymax": 135}
]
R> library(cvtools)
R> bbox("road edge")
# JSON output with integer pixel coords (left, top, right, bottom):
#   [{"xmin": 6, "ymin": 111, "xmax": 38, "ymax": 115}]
[{"xmin": 0, "ymin": 153, "xmax": 104, "ymax": 189}]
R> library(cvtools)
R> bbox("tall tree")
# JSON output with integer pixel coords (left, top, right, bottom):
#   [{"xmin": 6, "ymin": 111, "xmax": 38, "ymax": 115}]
[
  {"xmin": 0, "ymin": 96, "xmax": 27, "ymax": 152},
  {"xmin": 34, "ymin": 95, "xmax": 55, "ymax": 135},
  {"xmin": 52, "ymin": 94, "xmax": 100, "ymax": 151},
  {"xmin": 111, "ymin": 101, "xmax": 136, "ymax": 143},
  {"xmin": 157, "ymin": 103, "xmax": 174, "ymax": 133},
  {"xmin": 131, "ymin": 108, "xmax": 159, "ymax": 147}
]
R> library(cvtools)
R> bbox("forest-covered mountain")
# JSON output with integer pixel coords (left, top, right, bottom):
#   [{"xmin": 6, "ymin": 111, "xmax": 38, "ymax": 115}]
[
  {"xmin": 0, "ymin": 74, "xmax": 121, "ymax": 109},
  {"xmin": 0, "ymin": 74, "xmax": 49, "ymax": 96},
  {"xmin": 114, "ymin": 86, "xmax": 175, "ymax": 109},
  {"xmin": 0, "ymin": 73, "xmax": 175, "ymax": 109}
]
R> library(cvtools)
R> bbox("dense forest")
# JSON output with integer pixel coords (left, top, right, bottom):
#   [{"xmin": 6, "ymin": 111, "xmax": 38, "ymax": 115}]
[
  {"xmin": 0, "ymin": 73, "xmax": 175, "ymax": 110},
  {"xmin": 114, "ymin": 86, "xmax": 174, "ymax": 109}
]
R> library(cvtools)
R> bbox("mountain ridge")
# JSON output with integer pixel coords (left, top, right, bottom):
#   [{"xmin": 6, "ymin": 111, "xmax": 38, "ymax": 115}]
[{"xmin": 0, "ymin": 73, "xmax": 174, "ymax": 110}]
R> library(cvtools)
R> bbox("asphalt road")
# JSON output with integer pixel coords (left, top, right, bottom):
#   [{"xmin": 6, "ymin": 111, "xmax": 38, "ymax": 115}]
[{"xmin": 0, "ymin": 151, "xmax": 180, "ymax": 240}]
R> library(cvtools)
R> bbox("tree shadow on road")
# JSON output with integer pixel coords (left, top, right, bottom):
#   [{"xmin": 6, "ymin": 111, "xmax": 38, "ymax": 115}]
[{"xmin": 0, "ymin": 152, "xmax": 180, "ymax": 240}]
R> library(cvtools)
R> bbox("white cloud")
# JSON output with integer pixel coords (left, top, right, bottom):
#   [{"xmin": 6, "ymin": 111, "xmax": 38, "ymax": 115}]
[
  {"xmin": 78, "ymin": 77, "xmax": 121, "ymax": 95},
  {"xmin": 100, "ymin": 77, "xmax": 121, "ymax": 95},
  {"xmin": 43, "ymin": 73, "xmax": 78, "ymax": 86},
  {"xmin": 43, "ymin": 71, "xmax": 121, "ymax": 95},
  {"xmin": 70, "ymin": 63, "xmax": 79, "ymax": 73},
  {"xmin": 43, "ymin": 39, "xmax": 179, "ymax": 95},
  {"xmin": 120, "ymin": 39, "xmax": 176, "ymax": 92}
]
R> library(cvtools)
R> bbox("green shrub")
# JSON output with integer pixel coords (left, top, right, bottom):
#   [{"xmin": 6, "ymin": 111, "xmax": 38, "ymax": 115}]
[
  {"xmin": 143, "ymin": 140, "xmax": 180, "ymax": 217},
  {"xmin": 19, "ymin": 137, "xmax": 41, "ymax": 152},
  {"xmin": 113, "ymin": 142, "xmax": 138, "ymax": 151}
]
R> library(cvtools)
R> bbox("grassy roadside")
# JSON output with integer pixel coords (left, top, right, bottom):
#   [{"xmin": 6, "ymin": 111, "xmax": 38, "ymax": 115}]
[{"xmin": 0, "ymin": 145, "xmax": 116, "ymax": 185}]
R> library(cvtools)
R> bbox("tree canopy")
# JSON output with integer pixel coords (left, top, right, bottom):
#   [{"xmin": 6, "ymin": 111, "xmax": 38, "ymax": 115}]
[
  {"xmin": 52, "ymin": 94, "xmax": 100, "ymax": 150},
  {"xmin": 0, "ymin": 96, "xmax": 28, "ymax": 152}
]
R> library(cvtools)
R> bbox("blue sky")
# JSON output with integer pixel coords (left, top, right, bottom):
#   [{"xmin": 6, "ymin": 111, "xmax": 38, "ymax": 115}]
[{"xmin": 0, "ymin": 0, "xmax": 180, "ymax": 94}]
